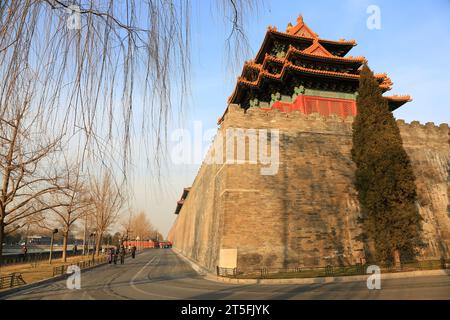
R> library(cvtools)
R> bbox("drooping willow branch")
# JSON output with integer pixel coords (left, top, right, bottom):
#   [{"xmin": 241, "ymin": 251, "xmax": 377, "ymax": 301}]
[
  {"xmin": 0, "ymin": 0, "xmax": 261, "ymax": 263},
  {"xmin": 0, "ymin": 0, "xmax": 260, "ymax": 177}
]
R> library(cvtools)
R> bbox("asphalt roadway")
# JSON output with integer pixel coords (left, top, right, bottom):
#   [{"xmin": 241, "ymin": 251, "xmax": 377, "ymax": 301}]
[{"xmin": 4, "ymin": 249, "xmax": 450, "ymax": 300}]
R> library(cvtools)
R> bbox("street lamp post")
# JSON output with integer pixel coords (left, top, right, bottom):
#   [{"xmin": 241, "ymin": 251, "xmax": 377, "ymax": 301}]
[
  {"xmin": 82, "ymin": 215, "xmax": 88, "ymax": 255},
  {"xmin": 49, "ymin": 229, "xmax": 59, "ymax": 264},
  {"xmin": 86, "ymin": 232, "xmax": 91, "ymax": 256},
  {"xmin": 90, "ymin": 231, "xmax": 96, "ymax": 262}
]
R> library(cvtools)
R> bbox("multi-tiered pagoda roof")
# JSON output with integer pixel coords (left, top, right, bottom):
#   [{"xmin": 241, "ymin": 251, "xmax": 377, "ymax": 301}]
[{"xmin": 221, "ymin": 15, "xmax": 410, "ymax": 122}]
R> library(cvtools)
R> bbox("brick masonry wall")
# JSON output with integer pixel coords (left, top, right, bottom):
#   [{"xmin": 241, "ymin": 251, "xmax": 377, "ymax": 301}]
[
  {"xmin": 168, "ymin": 159, "xmax": 227, "ymax": 271},
  {"xmin": 169, "ymin": 104, "xmax": 450, "ymax": 272},
  {"xmin": 397, "ymin": 120, "xmax": 450, "ymax": 259}
]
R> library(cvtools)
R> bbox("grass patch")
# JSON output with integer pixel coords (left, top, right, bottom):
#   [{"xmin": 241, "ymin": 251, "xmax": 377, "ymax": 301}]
[
  {"xmin": 226, "ymin": 261, "xmax": 447, "ymax": 280},
  {"xmin": 0, "ymin": 255, "xmax": 105, "ymax": 291}
]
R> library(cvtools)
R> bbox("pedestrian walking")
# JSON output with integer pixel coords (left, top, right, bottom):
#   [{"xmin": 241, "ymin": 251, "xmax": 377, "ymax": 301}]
[
  {"xmin": 73, "ymin": 244, "xmax": 78, "ymax": 256},
  {"xmin": 113, "ymin": 247, "xmax": 119, "ymax": 264},
  {"xmin": 21, "ymin": 245, "xmax": 28, "ymax": 262},
  {"xmin": 119, "ymin": 245, "xmax": 126, "ymax": 264},
  {"xmin": 108, "ymin": 248, "xmax": 114, "ymax": 264},
  {"xmin": 131, "ymin": 245, "xmax": 136, "ymax": 259}
]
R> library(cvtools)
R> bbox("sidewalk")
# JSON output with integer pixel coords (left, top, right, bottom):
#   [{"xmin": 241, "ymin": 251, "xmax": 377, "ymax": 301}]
[
  {"xmin": 0, "ymin": 249, "xmax": 147, "ymax": 296},
  {"xmin": 172, "ymin": 248, "xmax": 450, "ymax": 285}
]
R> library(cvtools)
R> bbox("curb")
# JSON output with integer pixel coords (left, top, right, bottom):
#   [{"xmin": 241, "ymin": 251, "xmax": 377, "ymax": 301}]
[
  {"xmin": 172, "ymin": 248, "xmax": 450, "ymax": 285},
  {"xmin": 172, "ymin": 248, "xmax": 210, "ymax": 276},
  {"xmin": 0, "ymin": 259, "xmax": 109, "ymax": 299}
]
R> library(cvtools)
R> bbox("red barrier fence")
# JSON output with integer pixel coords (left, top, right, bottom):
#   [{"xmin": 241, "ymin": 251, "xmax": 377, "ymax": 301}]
[{"xmin": 122, "ymin": 240, "xmax": 172, "ymax": 248}]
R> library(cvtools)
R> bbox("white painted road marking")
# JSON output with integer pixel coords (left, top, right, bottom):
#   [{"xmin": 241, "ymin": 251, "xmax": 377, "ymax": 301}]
[{"xmin": 129, "ymin": 255, "xmax": 178, "ymax": 299}]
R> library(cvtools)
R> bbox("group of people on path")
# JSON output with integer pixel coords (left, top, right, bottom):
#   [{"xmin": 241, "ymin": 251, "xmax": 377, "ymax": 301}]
[{"xmin": 107, "ymin": 245, "xmax": 137, "ymax": 265}]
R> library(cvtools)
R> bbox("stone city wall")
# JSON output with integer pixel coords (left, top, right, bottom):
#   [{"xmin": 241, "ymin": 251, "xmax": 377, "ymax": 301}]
[{"xmin": 169, "ymin": 105, "xmax": 450, "ymax": 271}]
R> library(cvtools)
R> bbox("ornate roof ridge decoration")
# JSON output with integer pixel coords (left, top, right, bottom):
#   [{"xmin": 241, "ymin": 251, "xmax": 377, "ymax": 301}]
[
  {"xmin": 284, "ymin": 15, "xmax": 357, "ymax": 45},
  {"xmin": 241, "ymin": 49, "xmax": 368, "ymax": 81},
  {"xmin": 303, "ymin": 39, "xmax": 334, "ymax": 57},
  {"xmin": 225, "ymin": 14, "xmax": 410, "ymax": 118},
  {"xmin": 255, "ymin": 19, "xmax": 357, "ymax": 63},
  {"xmin": 235, "ymin": 63, "xmax": 360, "ymax": 89},
  {"xmin": 241, "ymin": 47, "xmax": 368, "ymax": 83},
  {"xmin": 286, "ymin": 15, "xmax": 319, "ymax": 38},
  {"xmin": 287, "ymin": 45, "xmax": 367, "ymax": 63},
  {"xmin": 234, "ymin": 61, "xmax": 392, "ymax": 94},
  {"xmin": 267, "ymin": 28, "xmax": 357, "ymax": 46},
  {"xmin": 374, "ymin": 73, "xmax": 388, "ymax": 79},
  {"xmin": 244, "ymin": 59, "xmax": 262, "ymax": 70},
  {"xmin": 260, "ymin": 54, "xmax": 284, "ymax": 71},
  {"xmin": 377, "ymin": 75, "xmax": 394, "ymax": 91}
]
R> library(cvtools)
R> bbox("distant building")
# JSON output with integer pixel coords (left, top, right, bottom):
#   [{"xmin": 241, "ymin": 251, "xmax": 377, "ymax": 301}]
[{"xmin": 27, "ymin": 236, "xmax": 51, "ymax": 245}]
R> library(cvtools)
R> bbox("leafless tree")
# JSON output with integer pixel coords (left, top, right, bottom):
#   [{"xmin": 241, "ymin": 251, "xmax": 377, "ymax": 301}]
[
  {"xmin": 134, "ymin": 211, "xmax": 156, "ymax": 240},
  {"xmin": 0, "ymin": 97, "xmax": 66, "ymax": 265},
  {"xmin": 42, "ymin": 158, "xmax": 92, "ymax": 262},
  {"xmin": 153, "ymin": 230, "xmax": 164, "ymax": 242},
  {"xmin": 122, "ymin": 210, "xmax": 156, "ymax": 241},
  {"xmin": 120, "ymin": 209, "xmax": 134, "ymax": 242},
  {"xmin": 90, "ymin": 172, "xmax": 124, "ymax": 256},
  {"xmin": 0, "ymin": 0, "xmax": 260, "ymax": 262}
]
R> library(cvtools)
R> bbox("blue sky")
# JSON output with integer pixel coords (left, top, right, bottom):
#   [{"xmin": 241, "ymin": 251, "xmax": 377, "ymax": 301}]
[{"xmin": 134, "ymin": 0, "xmax": 450, "ymax": 237}]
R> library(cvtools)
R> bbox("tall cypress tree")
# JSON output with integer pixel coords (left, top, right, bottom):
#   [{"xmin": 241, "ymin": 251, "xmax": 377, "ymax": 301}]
[{"xmin": 352, "ymin": 65, "xmax": 423, "ymax": 267}]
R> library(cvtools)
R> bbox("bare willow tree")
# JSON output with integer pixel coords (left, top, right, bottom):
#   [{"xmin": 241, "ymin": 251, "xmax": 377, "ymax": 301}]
[
  {"xmin": 0, "ymin": 1, "xmax": 260, "ymax": 261},
  {"xmin": 43, "ymin": 158, "xmax": 92, "ymax": 262},
  {"xmin": 0, "ymin": 0, "xmax": 260, "ymax": 172},
  {"xmin": 90, "ymin": 172, "xmax": 124, "ymax": 256}
]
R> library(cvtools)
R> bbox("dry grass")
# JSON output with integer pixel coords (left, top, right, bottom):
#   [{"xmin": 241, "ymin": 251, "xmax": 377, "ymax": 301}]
[{"xmin": 0, "ymin": 255, "xmax": 103, "ymax": 289}]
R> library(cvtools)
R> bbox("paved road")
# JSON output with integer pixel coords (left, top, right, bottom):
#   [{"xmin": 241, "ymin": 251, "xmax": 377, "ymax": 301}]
[{"xmin": 4, "ymin": 249, "xmax": 450, "ymax": 300}]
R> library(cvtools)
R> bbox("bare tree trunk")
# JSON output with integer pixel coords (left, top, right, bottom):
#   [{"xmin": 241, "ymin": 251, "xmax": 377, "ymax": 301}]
[
  {"xmin": 394, "ymin": 249, "xmax": 401, "ymax": 270},
  {"xmin": 0, "ymin": 217, "xmax": 4, "ymax": 266},
  {"xmin": 95, "ymin": 233, "xmax": 103, "ymax": 256},
  {"xmin": 82, "ymin": 215, "xmax": 88, "ymax": 255},
  {"xmin": 62, "ymin": 229, "xmax": 69, "ymax": 262}
]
